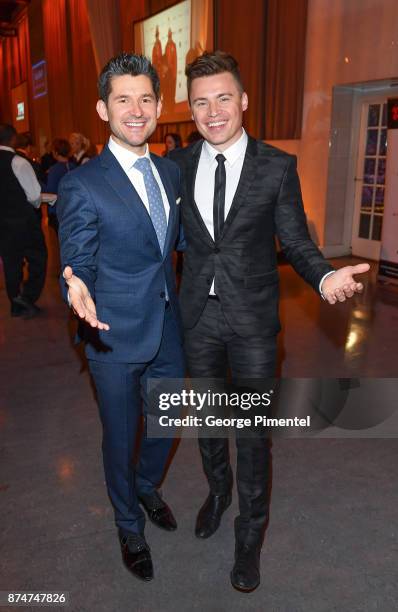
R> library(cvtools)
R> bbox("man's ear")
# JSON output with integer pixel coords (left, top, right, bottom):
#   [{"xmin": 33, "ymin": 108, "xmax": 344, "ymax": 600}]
[
  {"xmin": 96, "ymin": 99, "xmax": 109, "ymax": 122},
  {"xmin": 156, "ymin": 97, "xmax": 162, "ymax": 119},
  {"xmin": 241, "ymin": 92, "xmax": 248, "ymax": 112}
]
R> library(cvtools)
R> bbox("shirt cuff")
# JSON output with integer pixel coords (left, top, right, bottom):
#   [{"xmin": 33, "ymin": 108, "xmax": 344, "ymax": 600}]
[
  {"xmin": 30, "ymin": 197, "xmax": 41, "ymax": 209},
  {"xmin": 319, "ymin": 270, "xmax": 336, "ymax": 299}
]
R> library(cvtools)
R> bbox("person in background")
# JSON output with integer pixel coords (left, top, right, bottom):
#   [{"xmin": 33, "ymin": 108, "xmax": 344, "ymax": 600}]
[
  {"xmin": 15, "ymin": 132, "xmax": 46, "ymax": 187},
  {"xmin": 46, "ymin": 138, "xmax": 77, "ymax": 233},
  {"xmin": 163, "ymin": 132, "xmax": 182, "ymax": 157},
  {"xmin": 15, "ymin": 133, "xmax": 46, "ymax": 222},
  {"xmin": 69, "ymin": 132, "xmax": 91, "ymax": 166},
  {"xmin": 83, "ymin": 140, "xmax": 98, "ymax": 162},
  {"xmin": 185, "ymin": 130, "xmax": 202, "ymax": 145},
  {"xmin": 0, "ymin": 124, "xmax": 47, "ymax": 318},
  {"xmin": 40, "ymin": 139, "xmax": 57, "ymax": 174}
]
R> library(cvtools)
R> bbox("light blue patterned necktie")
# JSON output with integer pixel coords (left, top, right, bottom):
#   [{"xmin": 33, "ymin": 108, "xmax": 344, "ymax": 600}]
[{"xmin": 134, "ymin": 157, "xmax": 167, "ymax": 253}]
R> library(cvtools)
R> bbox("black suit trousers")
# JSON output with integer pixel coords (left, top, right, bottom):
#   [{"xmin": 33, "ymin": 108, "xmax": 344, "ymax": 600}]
[
  {"xmin": 0, "ymin": 214, "xmax": 47, "ymax": 304},
  {"xmin": 184, "ymin": 298, "xmax": 277, "ymax": 536}
]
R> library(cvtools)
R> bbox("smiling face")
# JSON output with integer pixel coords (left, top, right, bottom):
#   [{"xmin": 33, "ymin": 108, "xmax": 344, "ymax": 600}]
[
  {"xmin": 96, "ymin": 74, "xmax": 161, "ymax": 155},
  {"xmin": 189, "ymin": 72, "xmax": 248, "ymax": 151}
]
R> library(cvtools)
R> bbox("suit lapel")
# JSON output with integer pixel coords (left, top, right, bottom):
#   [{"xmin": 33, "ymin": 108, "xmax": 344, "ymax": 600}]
[
  {"xmin": 100, "ymin": 146, "xmax": 161, "ymax": 254},
  {"xmin": 187, "ymin": 141, "xmax": 215, "ymax": 246},
  {"xmin": 220, "ymin": 136, "xmax": 258, "ymax": 239},
  {"xmin": 150, "ymin": 154, "xmax": 176, "ymax": 255}
]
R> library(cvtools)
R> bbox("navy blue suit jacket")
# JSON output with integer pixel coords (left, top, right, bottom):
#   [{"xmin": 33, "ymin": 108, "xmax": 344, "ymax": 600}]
[{"xmin": 57, "ymin": 144, "xmax": 184, "ymax": 363}]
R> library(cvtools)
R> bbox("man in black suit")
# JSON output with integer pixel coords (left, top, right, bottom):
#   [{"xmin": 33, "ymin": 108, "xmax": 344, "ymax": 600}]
[{"xmin": 171, "ymin": 52, "xmax": 369, "ymax": 592}]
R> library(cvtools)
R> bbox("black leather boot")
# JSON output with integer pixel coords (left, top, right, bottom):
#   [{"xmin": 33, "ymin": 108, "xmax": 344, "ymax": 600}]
[{"xmin": 231, "ymin": 520, "xmax": 263, "ymax": 592}]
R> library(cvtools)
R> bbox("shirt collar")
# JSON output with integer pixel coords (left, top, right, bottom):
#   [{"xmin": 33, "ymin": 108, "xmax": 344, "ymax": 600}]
[
  {"xmin": 0, "ymin": 145, "xmax": 15, "ymax": 153},
  {"xmin": 108, "ymin": 136, "xmax": 150, "ymax": 172},
  {"xmin": 202, "ymin": 128, "xmax": 248, "ymax": 166}
]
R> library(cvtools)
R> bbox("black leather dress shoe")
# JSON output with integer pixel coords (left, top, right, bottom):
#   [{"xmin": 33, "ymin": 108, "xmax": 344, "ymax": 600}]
[
  {"xmin": 11, "ymin": 302, "xmax": 27, "ymax": 317},
  {"xmin": 138, "ymin": 490, "xmax": 177, "ymax": 531},
  {"xmin": 230, "ymin": 541, "xmax": 261, "ymax": 592},
  {"xmin": 12, "ymin": 296, "xmax": 41, "ymax": 319},
  {"xmin": 195, "ymin": 491, "xmax": 232, "ymax": 539},
  {"xmin": 120, "ymin": 533, "xmax": 153, "ymax": 581}
]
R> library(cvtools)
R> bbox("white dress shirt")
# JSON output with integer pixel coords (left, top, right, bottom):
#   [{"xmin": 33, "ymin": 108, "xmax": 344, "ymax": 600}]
[
  {"xmin": 195, "ymin": 128, "xmax": 247, "ymax": 241},
  {"xmin": 195, "ymin": 129, "xmax": 248, "ymax": 294},
  {"xmin": 0, "ymin": 145, "xmax": 41, "ymax": 208},
  {"xmin": 108, "ymin": 137, "xmax": 170, "ymax": 221},
  {"xmin": 193, "ymin": 130, "xmax": 333, "ymax": 296}
]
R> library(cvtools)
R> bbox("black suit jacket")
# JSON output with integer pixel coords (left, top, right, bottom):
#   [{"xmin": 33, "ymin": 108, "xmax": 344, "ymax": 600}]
[{"xmin": 171, "ymin": 136, "xmax": 334, "ymax": 337}]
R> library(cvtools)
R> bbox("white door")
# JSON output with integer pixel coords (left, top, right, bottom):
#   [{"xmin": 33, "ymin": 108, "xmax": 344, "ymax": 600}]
[{"xmin": 351, "ymin": 98, "xmax": 387, "ymax": 260}]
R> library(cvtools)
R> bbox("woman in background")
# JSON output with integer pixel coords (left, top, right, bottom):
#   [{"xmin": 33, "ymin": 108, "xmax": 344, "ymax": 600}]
[
  {"xmin": 46, "ymin": 138, "xmax": 76, "ymax": 232},
  {"xmin": 163, "ymin": 132, "xmax": 182, "ymax": 157}
]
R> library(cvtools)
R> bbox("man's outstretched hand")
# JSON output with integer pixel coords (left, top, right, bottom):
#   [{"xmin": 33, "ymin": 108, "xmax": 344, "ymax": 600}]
[
  {"xmin": 322, "ymin": 263, "xmax": 370, "ymax": 304},
  {"xmin": 63, "ymin": 266, "xmax": 110, "ymax": 330}
]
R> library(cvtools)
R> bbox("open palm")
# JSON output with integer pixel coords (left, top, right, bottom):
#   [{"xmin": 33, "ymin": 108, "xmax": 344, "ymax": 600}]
[
  {"xmin": 63, "ymin": 266, "xmax": 110, "ymax": 330},
  {"xmin": 322, "ymin": 263, "xmax": 370, "ymax": 304}
]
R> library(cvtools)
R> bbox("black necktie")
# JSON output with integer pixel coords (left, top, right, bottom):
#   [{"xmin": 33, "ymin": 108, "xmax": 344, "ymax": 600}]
[{"xmin": 213, "ymin": 153, "xmax": 226, "ymax": 242}]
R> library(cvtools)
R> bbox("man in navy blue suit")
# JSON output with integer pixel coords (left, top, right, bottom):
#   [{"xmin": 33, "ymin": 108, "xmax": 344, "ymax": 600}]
[{"xmin": 57, "ymin": 54, "xmax": 185, "ymax": 582}]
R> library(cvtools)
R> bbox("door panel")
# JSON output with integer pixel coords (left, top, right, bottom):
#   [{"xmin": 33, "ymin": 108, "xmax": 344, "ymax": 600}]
[{"xmin": 351, "ymin": 99, "xmax": 387, "ymax": 260}]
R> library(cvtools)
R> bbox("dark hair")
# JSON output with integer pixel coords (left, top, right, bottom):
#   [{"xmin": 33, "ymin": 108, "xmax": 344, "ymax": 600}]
[
  {"xmin": 185, "ymin": 51, "xmax": 244, "ymax": 99},
  {"xmin": 164, "ymin": 132, "xmax": 182, "ymax": 149},
  {"xmin": 186, "ymin": 130, "xmax": 202, "ymax": 145},
  {"xmin": 98, "ymin": 53, "xmax": 160, "ymax": 103},
  {"xmin": 0, "ymin": 123, "xmax": 17, "ymax": 145},
  {"xmin": 15, "ymin": 132, "xmax": 32, "ymax": 149},
  {"xmin": 52, "ymin": 138, "xmax": 71, "ymax": 158}
]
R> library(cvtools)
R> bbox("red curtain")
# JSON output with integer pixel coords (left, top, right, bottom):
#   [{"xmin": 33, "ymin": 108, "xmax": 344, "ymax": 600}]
[
  {"xmin": 42, "ymin": 0, "xmax": 74, "ymax": 138},
  {"xmin": 68, "ymin": 0, "xmax": 108, "ymax": 145},
  {"xmin": 17, "ymin": 18, "xmax": 29, "ymax": 83},
  {"xmin": 216, "ymin": 0, "xmax": 267, "ymax": 139},
  {"xmin": 0, "ymin": 41, "xmax": 12, "ymax": 122},
  {"xmin": 85, "ymin": 0, "xmax": 122, "ymax": 73},
  {"xmin": 120, "ymin": 0, "xmax": 146, "ymax": 52},
  {"xmin": 265, "ymin": 0, "xmax": 308, "ymax": 139},
  {"xmin": 0, "ymin": 15, "xmax": 30, "ymax": 123}
]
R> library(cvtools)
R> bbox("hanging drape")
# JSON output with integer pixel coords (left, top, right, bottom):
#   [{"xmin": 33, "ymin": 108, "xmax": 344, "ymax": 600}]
[
  {"xmin": 0, "ymin": 16, "xmax": 30, "ymax": 123},
  {"xmin": 85, "ymin": 0, "xmax": 122, "ymax": 74},
  {"xmin": 0, "ymin": 40, "xmax": 13, "ymax": 122},
  {"xmin": 215, "ymin": 0, "xmax": 267, "ymax": 139},
  {"xmin": 42, "ymin": 0, "xmax": 74, "ymax": 138},
  {"xmin": 68, "ymin": 0, "xmax": 108, "ymax": 145},
  {"xmin": 120, "ymin": 0, "xmax": 146, "ymax": 52},
  {"xmin": 265, "ymin": 0, "xmax": 308, "ymax": 139}
]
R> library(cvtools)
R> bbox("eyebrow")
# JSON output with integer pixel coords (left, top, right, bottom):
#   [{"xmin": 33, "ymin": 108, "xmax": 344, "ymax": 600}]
[
  {"xmin": 113, "ymin": 93, "xmax": 155, "ymax": 100},
  {"xmin": 192, "ymin": 92, "xmax": 233, "ymax": 103}
]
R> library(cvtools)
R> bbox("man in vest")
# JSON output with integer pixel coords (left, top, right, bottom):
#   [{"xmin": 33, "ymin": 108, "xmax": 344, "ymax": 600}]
[{"xmin": 0, "ymin": 124, "xmax": 47, "ymax": 318}]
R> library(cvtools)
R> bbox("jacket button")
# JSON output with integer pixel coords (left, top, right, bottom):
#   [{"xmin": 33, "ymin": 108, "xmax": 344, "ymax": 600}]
[
  {"xmin": 214, "ymin": 247, "xmax": 220, "ymax": 253},
  {"xmin": 160, "ymin": 291, "xmax": 165, "ymax": 298}
]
